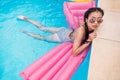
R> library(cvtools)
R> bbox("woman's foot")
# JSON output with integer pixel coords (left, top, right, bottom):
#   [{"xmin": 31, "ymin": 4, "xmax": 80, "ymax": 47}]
[{"xmin": 17, "ymin": 15, "xmax": 28, "ymax": 21}]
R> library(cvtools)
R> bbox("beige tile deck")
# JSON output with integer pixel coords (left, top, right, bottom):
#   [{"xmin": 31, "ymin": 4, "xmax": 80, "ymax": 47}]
[
  {"xmin": 97, "ymin": 11, "xmax": 120, "ymax": 42},
  {"xmin": 88, "ymin": 0, "xmax": 120, "ymax": 80},
  {"xmin": 98, "ymin": 0, "xmax": 120, "ymax": 12},
  {"xmin": 97, "ymin": 0, "xmax": 120, "ymax": 42},
  {"xmin": 88, "ymin": 38, "xmax": 120, "ymax": 80}
]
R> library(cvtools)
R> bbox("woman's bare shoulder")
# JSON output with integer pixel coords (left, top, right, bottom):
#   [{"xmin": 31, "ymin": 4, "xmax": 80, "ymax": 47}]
[
  {"xmin": 73, "ymin": 26, "xmax": 85, "ymax": 42},
  {"xmin": 76, "ymin": 26, "xmax": 85, "ymax": 34}
]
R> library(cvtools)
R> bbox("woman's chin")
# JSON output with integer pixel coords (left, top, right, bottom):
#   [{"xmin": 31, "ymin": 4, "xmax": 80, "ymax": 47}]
[
  {"xmin": 91, "ymin": 27, "xmax": 96, "ymax": 31},
  {"xmin": 89, "ymin": 27, "xmax": 96, "ymax": 31}
]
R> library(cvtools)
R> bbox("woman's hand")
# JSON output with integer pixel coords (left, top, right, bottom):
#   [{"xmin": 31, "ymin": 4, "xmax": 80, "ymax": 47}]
[
  {"xmin": 87, "ymin": 31, "xmax": 97, "ymax": 42},
  {"xmin": 72, "ymin": 49, "xmax": 80, "ymax": 57}
]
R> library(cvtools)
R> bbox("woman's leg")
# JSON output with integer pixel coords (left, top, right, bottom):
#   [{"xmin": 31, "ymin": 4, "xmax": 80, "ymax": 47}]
[
  {"xmin": 18, "ymin": 16, "xmax": 44, "ymax": 28},
  {"xmin": 40, "ymin": 27, "xmax": 63, "ymax": 33},
  {"xmin": 21, "ymin": 30, "xmax": 44, "ymax": 40},
  {"xmin": 21, "ymin": 30, "xmax": 61, "ymax": 42},
  {"xmin": 44, "ymin": 33, "xmax": 61, "ymax": 42},
  {"xmin": 18, "ymin": 15, "xmax": 64, "ymax": 33}
]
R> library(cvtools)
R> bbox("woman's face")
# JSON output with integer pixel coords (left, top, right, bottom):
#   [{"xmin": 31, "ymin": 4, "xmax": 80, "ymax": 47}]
[{"xmin": 86, "ymin": 11, "xmax": 103, "ymax": 31}]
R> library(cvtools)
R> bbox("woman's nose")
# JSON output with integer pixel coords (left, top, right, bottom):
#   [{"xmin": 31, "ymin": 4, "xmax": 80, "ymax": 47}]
[{"xmin": 94, "ymin": 21, "xmax": 98, "ymax": 24}]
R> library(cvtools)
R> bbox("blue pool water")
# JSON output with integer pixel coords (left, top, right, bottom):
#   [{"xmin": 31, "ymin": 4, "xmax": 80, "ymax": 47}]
[{"xmin": 0, "ymin": 0, "xmax": 97, "ymax": 80}]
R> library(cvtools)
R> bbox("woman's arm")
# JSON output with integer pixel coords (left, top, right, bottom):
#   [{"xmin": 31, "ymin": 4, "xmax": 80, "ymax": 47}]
[
  {"xmin": 72, "ymin": 40, "xmax": 91, "ymax": 56},
  {"xmin": 72, "ymin": 27, "xmax": 86, "ymax": 56},
  {"xmin": 72, "ymin": 28, "xmax": 96, "ymax": 56}
]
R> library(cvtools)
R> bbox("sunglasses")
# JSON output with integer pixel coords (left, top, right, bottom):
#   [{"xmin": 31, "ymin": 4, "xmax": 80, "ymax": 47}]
[{"xmin": 89, "ymin": 17, "xmax": 103, "ymax": 24}]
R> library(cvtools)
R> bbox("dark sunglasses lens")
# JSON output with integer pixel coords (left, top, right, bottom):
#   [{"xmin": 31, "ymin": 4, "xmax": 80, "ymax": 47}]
[
  {"xmin": 90, "ymin": 18, "xmax": 95, "ymax": 23},
  {"xmin": 97, "ymin": 19, "xmax": 103, "ymax": 23}
]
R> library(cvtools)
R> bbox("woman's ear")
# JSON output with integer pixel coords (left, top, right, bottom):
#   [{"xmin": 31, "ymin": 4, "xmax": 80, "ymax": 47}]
[{"xmin": 85, "ymin": 18, "xmax": 88, "ymax": 23}]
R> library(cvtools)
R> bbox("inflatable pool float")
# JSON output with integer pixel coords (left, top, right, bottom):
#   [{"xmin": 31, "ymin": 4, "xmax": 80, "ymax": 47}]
[
  {"xmin": 20, "ymin": 42, "xmax": 90, "ymax": 80},
  {"xmin": 20, "ymin": 1, "xmax": 96, "ymax": 80},
  {"xmin": 64, "ymin": 1, "xmax": 96, "ymax": 29}
]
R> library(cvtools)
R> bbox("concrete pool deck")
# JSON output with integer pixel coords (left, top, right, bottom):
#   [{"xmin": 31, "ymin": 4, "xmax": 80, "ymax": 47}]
[{"xmin": 88, "ymin": 0, "xmax": 120, "ymax": 80}]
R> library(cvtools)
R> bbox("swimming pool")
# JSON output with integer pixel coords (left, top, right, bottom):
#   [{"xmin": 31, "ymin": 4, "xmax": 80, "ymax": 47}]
[{"xmin": 0, "ymin": 0, "xmax": 95, "ymax": 80}]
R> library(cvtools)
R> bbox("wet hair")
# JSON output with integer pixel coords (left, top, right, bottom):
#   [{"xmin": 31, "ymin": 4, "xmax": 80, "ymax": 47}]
[{"xmin": 83, "ymin": 7, "xmax": 104, "ymax": 43}]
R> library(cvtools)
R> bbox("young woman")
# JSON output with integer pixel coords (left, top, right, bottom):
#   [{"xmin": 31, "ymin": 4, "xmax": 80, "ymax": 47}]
[{"xmin": 18, "ymin": 7, "xmax": 104, "ymax": 56}]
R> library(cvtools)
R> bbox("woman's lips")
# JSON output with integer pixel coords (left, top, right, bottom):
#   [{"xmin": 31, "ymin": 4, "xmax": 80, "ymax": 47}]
[{"xmin": 92, "ymin": 25, "xmax": 97, "ymax": 28}]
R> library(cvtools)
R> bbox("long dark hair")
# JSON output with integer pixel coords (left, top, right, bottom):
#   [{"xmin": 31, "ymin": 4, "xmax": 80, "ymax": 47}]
[{"xmin": 83, "ymin": 7, "xmax": 104, "ymax": 43}]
